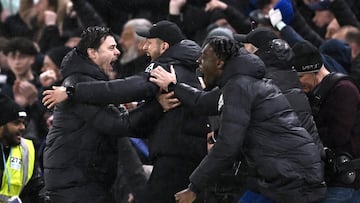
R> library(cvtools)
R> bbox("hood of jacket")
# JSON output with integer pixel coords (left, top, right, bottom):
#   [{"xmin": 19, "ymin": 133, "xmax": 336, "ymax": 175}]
[
  {"xmin": 217, "ymin": 52, "xmax": 266, "ymax": 88},
  {"xmin": 320, "ymin": 39, "xmax": 352, "ymax": 73},
  {"xmin": 155, "ymin": 39, "xmax": 201, "ymax": 72},
  {"xmin": 60, "ymin": 49, "xmax": 108, "ymax": 81}
]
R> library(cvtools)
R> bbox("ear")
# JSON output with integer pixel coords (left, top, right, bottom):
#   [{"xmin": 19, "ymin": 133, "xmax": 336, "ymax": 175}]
[
  {"xmin": 161, "ymin": 42, "xmax": 170, "ymax": 52},
  {"xmin": 217, "ymin": 60, "xmax": 224, "ymax": 70},
  {"xmin": 87, "ymin": 48, "xmax": 97, "ymax": 60}
]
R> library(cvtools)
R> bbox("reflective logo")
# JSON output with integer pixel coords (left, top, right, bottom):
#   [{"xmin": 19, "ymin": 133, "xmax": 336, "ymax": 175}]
[
  {"xmin": 145, "ymin": 63, "xmax": 155, "ymax": 73},
  {"xmin": 218, "ymin": 94, "xmax": 224, "ymax": 112}
]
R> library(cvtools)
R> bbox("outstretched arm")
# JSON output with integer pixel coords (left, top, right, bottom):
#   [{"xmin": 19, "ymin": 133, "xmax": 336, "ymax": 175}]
[{"xmin": 43, "ymin": 73, "xmax": 159, "ymax": 108}]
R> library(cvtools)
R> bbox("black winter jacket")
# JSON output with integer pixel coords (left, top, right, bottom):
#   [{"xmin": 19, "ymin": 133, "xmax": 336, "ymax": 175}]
[
  {"xmin": 259, "ymin": 49, "xmax": 324, "ymax": 158},
  {"xmin": 43, "ymin": 49, "xmax": 159, "ymax": 193},
  {"xmin": 188, "ymin": 52, "xmax": 326, "ymax": 203}
]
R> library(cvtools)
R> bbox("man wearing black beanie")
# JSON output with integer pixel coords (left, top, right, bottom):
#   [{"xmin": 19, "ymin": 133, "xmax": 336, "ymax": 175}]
[
  {"xmin": 0, "ymin": 93, "xmax": 44, "ymax": 202},
  {"xmin": 293, "ymin": 40, "xmax": 360, "ymax": 203}
]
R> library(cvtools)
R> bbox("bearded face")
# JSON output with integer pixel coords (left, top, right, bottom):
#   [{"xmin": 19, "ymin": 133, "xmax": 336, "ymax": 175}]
[{"xmin": 0, "ymin": 119, "xmax": 26, "ymax": 146}]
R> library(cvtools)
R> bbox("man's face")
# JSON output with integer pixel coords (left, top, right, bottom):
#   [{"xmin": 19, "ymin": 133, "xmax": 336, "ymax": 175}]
[
  {"xmin": 0, "ymin": 119, "xmax": 26, "ymax": 146},
  {"xmin": 119, "ymin": 27, "xmax": 136, "ymax": 52},
  {"xmin": 91, "ymin": 36, "xmax": 120, "ymax": 76},
  {"xmin": 6, "ymin": 51, "xmax": 34, "ymax": 78},
  {"xmin": 298, "ymin": 73, "xmax": 317, "ymax": 93},
  {"xmin": 198, "ymin": 44, "xmax": 222, "ymax": 89},
  {"xmin": 142, "ymin": 38, "xmax": 165, "ymax": 61}
]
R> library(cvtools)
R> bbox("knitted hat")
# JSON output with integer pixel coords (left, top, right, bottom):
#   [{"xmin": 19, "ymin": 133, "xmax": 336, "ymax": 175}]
[
  {"xmin": 136, "ymin": 20, "xmax": 185, "ymax": 46},
  {"xmin": 206, "ymin": 27, "xmax": 234, "ymax": 40},
  {"xmin": 47, "ymin": 46, "xmax": 72, "ymax": 68},
  {"xmin": 0, "ymin": 93, "xmax": 27, "ymax": 126},
  {"xmin": 292, "ymin": 41, "xmax": 323, "ymax": 74}
]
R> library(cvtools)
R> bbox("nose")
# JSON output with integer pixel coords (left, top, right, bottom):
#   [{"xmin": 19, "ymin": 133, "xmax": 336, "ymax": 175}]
[
  {"xmin": 114, "ymin": 47, "xmax": 121, "ymax": 56},
  {"xmin": 143, "ymin": 40, "xmax": 149, "ymax": 51},
  {"xmin": 18, "ymin": 122, "xmax": 26, "ymax": 131}
]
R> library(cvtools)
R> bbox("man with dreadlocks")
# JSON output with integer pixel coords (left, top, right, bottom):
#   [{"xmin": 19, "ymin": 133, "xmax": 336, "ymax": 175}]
[{"xmin": 150, "ymin": 37, "xmax": 326, "ymax": 203}]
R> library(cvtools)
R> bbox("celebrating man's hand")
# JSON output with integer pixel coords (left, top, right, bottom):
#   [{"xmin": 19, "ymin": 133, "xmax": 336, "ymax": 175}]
[
  {"xmin": 175, "ymin": 188, "xmax": 196, "ymax": 203},
  {"xmin": 157, "ymin": 91, "xmax": 181, "ymax": 112},
  {"xmin": 42, "ymin": 86, "xmax": 68, "ymax": 109},
  {"xmin": 150, "ymin": 65, "xmax": 177, "ymax": 92}
]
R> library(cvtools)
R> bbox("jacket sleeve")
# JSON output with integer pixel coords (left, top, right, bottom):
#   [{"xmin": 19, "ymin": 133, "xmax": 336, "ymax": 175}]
[
  {"xmin": 174, "ymin": 83, "xmax": 220, "ymax": 116},
  {"xmin": 223, "ymin": 6, "xmax": 252, "ymax": 34},
  {"xmin": 290, "ymin": 8, "xmax": 324, "ymax": 47},
  {"xmin": 90, "ymin": 99, "xmax": 163, "ymax": 138},
  {"xmin": 189, "ymin": 81, "xmax": 251, "ymax": 191},
  {"xmin": 329, "ymin": 0, "xmax": 360, "ymax": 28},
  {"xmin": 74, "ymin": 73, "xmax": 159, "ymax": 105},
  {"xmin": 72, "ymin": 0, "xmax": 106, "ymax": 27}
]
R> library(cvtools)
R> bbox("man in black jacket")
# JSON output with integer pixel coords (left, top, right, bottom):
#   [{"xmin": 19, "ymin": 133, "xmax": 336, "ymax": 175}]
[
  {"xmin": 42, "ymin": 26, "xmax": 161, "ymax": 203},
  {"xmin": 43, "ymin": 21, "xmax": 209, "ymax": 203},
  {"xmin": 150, "ymin": 37, "xmax": 326, "ymax": 203}
]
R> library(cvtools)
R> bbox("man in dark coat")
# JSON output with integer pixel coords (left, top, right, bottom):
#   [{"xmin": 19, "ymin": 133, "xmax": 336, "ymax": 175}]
[
  {"xmin": 292, "ymin": 40, "xmax": 360, "ymax": 203},
  {"xmin": 150, "ymin": 37, "xmax": 326, "ymax": 203},
  {"xmin": 43, "ymin": 26, "xmax": 161, "ymax": 203},
  {"xmin": 43, "ymin": 21, "xmax": 209, "ymax": 203}
]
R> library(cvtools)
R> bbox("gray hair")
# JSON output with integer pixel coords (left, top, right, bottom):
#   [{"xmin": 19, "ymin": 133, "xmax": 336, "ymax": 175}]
[{"xmin": 123, "ymin": 18, "xmax": 152, "ymax": 41}]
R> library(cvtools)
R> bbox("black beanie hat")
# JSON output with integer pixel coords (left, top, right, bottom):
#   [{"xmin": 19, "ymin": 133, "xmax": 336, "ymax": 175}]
[
  {"xmin": 0, "ymin": 93, "xmax": 27, "ymax": 126},
  {"xmin": 292, "ymin": 40, "xmax": 323, "ymax": 74},
  {"xmin": 47, "ymin": 46, "xmax": 72, "ymax": 68}
]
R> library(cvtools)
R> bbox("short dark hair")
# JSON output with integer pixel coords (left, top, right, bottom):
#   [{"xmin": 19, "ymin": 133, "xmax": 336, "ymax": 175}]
[
  {"xmin": 77, "ymin": 26, "xmax": 114, "ymax": 57},
  {"xmin": 205, "ymin": 37, "xmax": 240, "ymax": 61},
  {"xmin": 3, "ymin": 37, "xmax": 38, "ymax": 56},
  {"xmin": 346, "ymin": 30, "xmax": 360, "ymax": 47}
]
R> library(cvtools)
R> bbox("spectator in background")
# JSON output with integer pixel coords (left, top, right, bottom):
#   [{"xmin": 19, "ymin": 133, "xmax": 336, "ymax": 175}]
[
  {"xmin": 332, "ymin": 26, "xmax": 360, "ymax": 87},
  {"xmin": 39, "ymin": 45, "xmax": 71, "ymax": 88},
  {"xmin": 2, "ymin": 37, "xmax": 48, "ymax": 151},
  {"xmin": 116, "ymin": 18, "xmax": 151, "ymax": 79},
  {"xmin": 292, "ymin": 40, "xmax": 360, "ymax": 203}
]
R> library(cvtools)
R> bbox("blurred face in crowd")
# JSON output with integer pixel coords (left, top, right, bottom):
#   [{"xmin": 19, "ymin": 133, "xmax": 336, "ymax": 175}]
[
  {"xmin": 313, "ymin": 10, "xmax": 334, "ymax": 28},
  {"xmin": 298, "ymin": 73, "xmax": 317, "ymax": 93},
  {"xmin": 88, "ymin": 36, "xmax": 120, "ymax": 76},
  {"xmin": 120, "ymin": 27, "xmax": 136, "ymax": 53},
  {"xmin": 0, "ymin": 118, "xmax": 26, "ymax": 146},
  {"xmin": 6, "ymin": 51, "xmax": 35, "ymax": 78},
  {"xmin": 143, "ymin": 38, "xmax": 168, "ymax": 61},
  {"xmin": 198, "ymin": 44, "xmax": 223, "ymax": 89},
  {"xmin": 41, "ymin": 55, "xmax": 62, "ymax": 80},
  {"xmin": 119, "ymin": 27, "xmax": 142, "ymax": 64}
]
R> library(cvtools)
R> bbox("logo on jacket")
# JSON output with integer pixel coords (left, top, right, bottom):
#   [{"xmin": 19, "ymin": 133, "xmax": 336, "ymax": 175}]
[
  {"xmin": 218, "ymin": 94, "xmax": 224, "ymax": 112},
  {"xmin": 10, "ymin": 157, "xmax": 22, "ymax": 170},
  {"xmin": 145, "ymin": 63, "xmax": 155, "ymax": 73}
]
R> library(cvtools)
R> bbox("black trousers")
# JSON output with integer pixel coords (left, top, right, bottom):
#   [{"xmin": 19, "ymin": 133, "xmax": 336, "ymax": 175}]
[{"xmin": 144, "ymin": 156, "xmax": 200, "ymax": 203}]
